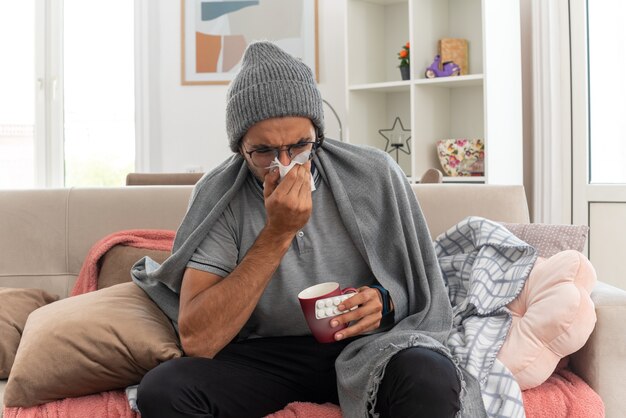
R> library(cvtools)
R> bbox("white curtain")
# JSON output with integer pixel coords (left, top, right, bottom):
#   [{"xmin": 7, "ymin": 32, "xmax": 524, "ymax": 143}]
[{"xmin": 530, "ymin": 0, "xmax": 571, "ymax": 224}]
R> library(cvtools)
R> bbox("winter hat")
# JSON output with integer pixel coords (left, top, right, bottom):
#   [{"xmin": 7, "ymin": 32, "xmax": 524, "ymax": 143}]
[{"xmin": 225, "ymin": 41, "xmax": 324, "ymax": 152}]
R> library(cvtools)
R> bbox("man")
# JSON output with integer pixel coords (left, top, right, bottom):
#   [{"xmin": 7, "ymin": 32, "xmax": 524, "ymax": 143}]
[{"xmin": 136, "ymin": 41, "xmax": 462, "ymax": 418}]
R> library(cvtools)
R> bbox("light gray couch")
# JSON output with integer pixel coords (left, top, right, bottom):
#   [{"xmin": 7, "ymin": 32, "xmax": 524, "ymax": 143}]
[{"xmin": 1, "ymin": 185, "xmax": 624, "ymax": 417}]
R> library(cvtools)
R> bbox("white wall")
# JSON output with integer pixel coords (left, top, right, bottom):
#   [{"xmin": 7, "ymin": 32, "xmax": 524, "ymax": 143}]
[
  {"xmin": 146, "ymin": 0, "xmax": 347, "ymax": 173},
  {"xmin": 145, "ymin": 0, "xmax": 535, "ymax": 211}
]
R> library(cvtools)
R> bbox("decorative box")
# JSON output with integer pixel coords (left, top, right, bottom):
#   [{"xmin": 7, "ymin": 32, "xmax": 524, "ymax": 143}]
[
  {"xmin": 436, "ymin": 138, "xmax": 484, "ymax": 177},
  {"xmin": 438, "ymin": 38, "xmax": 468, "ymax": 75}
]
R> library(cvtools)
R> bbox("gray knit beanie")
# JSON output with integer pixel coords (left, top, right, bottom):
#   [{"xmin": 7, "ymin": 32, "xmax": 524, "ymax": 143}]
[{"xmin": 226, "ymin": 41, "xmax": 324, "ymax": 153}]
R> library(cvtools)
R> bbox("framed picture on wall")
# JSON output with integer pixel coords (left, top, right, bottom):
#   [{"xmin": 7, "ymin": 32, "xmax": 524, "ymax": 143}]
[{"xmin": 181, "ymin": 0, "xmax": 319, "ymax": 85}]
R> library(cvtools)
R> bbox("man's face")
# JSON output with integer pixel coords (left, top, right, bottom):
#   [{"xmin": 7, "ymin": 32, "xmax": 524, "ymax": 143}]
[{"xmin": 240, "ymin": 116, "xmax": 316, "ymax": 183}]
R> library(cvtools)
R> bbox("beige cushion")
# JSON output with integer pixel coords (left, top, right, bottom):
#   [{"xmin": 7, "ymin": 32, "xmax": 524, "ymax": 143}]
[
  {"xmin": 98, "ymin": 245, "xmax": 170, "ymax": 290},
  {"xmin": 1, "ymin": 379, "xmax": 6, "ymax": 416},
  {"xmin": 502, "ymin": 223, "xmax": 589, "ymax": 257},
  {"xmin": 570, "ymin": 281, "xmax": 626, "ymax": 418},
  {"xmin": 412, "ymin": 184, "xmax": 530, "ymax": 238},
  {"xmin": 0, "ymin": 187, "xmax": 192, "ymax": 299},
  {"xmin": 66, "ymin": 187, "xmax": 191, "ymax": 274},
  {"xmin": 0, "ymin": 288, "xmax": 59, "ymax": 378},
  {"xmin": 0, "ymin": 189, "xmax": 69, "ymax": 277},
  {"xmin": 3, "ymin": 282, "xmax": 182, "ymax": 407}
]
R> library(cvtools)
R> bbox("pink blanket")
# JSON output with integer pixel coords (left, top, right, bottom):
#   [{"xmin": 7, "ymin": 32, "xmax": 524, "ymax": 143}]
[
  {"xmin": 266, "ymin": 402, "xmax": 341, "ymax": 418},
  {"xmin": 3, "ymin": 390, "xmax": 139, "ymax": 418},
  {"xmin": 522, "ymin": 368, "xmax": 604, "ymax": 417},
  {"xmin": 3, "ymin": 231, "xmax": 604, "ymax": 418},
  {"xmin": 70, "ymin": 229, "xmax": 175, "ymax": 296}
]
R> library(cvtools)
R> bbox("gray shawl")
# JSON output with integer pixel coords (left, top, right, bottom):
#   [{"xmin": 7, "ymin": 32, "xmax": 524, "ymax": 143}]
[{"xmin": 131, "ymin": 139, "xmax": 483, "ymax": 416}]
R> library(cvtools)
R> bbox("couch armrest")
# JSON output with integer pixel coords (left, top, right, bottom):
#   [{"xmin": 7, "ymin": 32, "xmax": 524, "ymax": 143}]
[{"xmin": 570, "ymin": 281, "xmax": 626, "ymax": 417}]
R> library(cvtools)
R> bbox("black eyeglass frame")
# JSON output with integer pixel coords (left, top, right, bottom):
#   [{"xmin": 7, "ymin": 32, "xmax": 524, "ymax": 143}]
[{"xmin": 242, "ymin": 138, "xmax": 321, "ymax": 168}]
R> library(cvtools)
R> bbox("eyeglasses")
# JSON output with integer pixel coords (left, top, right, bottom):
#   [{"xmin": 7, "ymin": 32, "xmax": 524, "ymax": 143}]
[{"xmin": 242, "ymin": 141, "xmax": 318, "ymax": 168}]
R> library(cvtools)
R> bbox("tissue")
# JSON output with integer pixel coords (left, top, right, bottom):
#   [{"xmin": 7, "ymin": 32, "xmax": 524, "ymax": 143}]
[{"xmin": 268, "ymin": 151, "xmax": 316, "ymax": 191}]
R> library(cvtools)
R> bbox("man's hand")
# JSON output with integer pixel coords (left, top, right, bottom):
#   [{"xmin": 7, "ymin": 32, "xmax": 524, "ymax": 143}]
[
  {"xmin": 330, "ymin": 286, "xmax": 385, "ymax": 341},
  {"xmin": 263, "ymin": 162, "xmax": 312, "ymax": 236}
]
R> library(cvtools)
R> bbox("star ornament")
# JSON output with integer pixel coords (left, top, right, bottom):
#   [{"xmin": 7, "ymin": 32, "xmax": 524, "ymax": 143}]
[{"xmin": 378, "ymin": 117, "xmax": 411, "ymax": 155}]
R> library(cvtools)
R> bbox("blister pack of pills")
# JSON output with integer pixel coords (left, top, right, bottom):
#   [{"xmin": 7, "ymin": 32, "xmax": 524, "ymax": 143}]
[{"xmin": 315, "ymin": 293, "xmax": 357, "ymax": 319}]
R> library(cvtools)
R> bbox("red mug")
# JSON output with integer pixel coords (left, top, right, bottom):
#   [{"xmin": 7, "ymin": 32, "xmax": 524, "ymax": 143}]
[{"xmin": 298, "ymin": 282, "xmax": 357, "ymax": 343}]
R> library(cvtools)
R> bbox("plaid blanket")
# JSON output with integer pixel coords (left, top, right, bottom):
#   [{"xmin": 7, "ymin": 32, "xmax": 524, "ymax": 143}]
[{"xmin": 435, "ymin": 216, "xmax": 538, "ymax": 418}]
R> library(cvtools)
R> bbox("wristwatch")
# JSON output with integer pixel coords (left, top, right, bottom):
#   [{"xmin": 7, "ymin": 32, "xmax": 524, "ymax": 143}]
[{"xmin": 369, "ymin": 284, "xmax": 392, "ymax": 316}]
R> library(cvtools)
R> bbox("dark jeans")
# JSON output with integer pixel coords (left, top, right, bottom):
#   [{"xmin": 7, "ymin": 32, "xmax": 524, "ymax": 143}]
[{"xmin": 137, "ymin": 336, "xmax": 460, "ymax": 418}]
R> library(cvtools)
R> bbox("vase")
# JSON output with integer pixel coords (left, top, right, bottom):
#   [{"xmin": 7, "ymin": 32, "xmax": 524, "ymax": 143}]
[{"xmin": 399, "ymin": 66, "xmax": 410, "ymax": 81}]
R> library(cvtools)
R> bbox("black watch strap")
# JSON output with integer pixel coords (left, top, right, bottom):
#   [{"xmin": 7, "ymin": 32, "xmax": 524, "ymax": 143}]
[{"xmin": 369, "ymin": 284, "xmax": 391, "ymax": 316}]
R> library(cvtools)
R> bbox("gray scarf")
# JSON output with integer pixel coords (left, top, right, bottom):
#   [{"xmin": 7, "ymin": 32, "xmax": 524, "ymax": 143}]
[{"xmin": 131, "ymin": 138, "xmax": 485, "ymax": 417}]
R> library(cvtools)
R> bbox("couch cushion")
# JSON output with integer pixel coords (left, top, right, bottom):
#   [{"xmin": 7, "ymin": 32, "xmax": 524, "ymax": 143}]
[
  {"xmin": 97, "ymin": 245, "xmax": 170, "ymax": 290},
  {"xmin": 413, "ymin": 184, "xmax": 530, "ymax": 238},
  {"xmin": 0, "ymin": 288, "xmax": 59, "ymax": 379},
  {"xmin": 0, "ymin": 187, "xmax": 192, "ymax": 300},
  {"xmin": 498, "ymin": 250, "xmax": 597, "ymax": 390},
  {"xmin": 1, "ymin": 379, "xmax": 6, "ymax": 417},
  {"xmin": 0, "ymin": 276, "xmax": 76, "ymax": 302},
  {"xmin": 570, "ymin": 281, "xmax": 626, "ymax": 418},
  {"xmin": 66, "ymin": 187, "xmax": 191, "ymax": 274},
  {"xmin": 0, "ymin": 189, "xmax": 69, "ymax": 277},
  {"xmin": 3, "ymin": 282, "xmax": 182, "ymax": 407}
]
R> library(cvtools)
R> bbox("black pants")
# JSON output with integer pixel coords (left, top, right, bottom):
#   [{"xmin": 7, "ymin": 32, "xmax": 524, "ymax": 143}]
[{"xmin": 137, "ymin": 336, "xmax": 460, "ymax": 418}]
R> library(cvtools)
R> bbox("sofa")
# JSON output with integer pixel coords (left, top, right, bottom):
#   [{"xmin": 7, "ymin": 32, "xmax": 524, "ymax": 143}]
[{"xmin": 1, "ymin": 184, "xmax": 624, "ymax": 417}]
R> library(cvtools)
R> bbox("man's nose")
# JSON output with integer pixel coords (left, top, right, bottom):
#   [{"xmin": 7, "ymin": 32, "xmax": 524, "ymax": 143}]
[{"xmin": 277, "ymin": 149, "xmax": 291, "ymax": 165}]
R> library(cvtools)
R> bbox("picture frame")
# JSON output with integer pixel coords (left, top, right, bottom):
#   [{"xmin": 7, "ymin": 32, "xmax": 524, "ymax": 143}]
[{"xmin": 181, "ymin": 0, "xmax": 319, "ymax": 85}]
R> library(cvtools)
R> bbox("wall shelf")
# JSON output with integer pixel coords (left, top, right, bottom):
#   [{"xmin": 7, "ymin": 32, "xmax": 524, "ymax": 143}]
[
  {"xmin": 413, "ymin": 74, "xmax": 484, "ymax": 88},
  {"xmin": 344, "ymin": 0, "xmax": 523, "ymax": 185},
  {"xmin": 348, "ymin": 81, "xmax": 411, "ymax": 93},
  {"xmin": 442, "ymin": 176, "xmax": 486, "ymax": 183}
]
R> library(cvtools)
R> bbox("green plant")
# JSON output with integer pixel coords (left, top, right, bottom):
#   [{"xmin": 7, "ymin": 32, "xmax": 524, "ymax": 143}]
[{"xmin": 397, "ymin": 42, "xmax": 410, "ymax": 68}]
